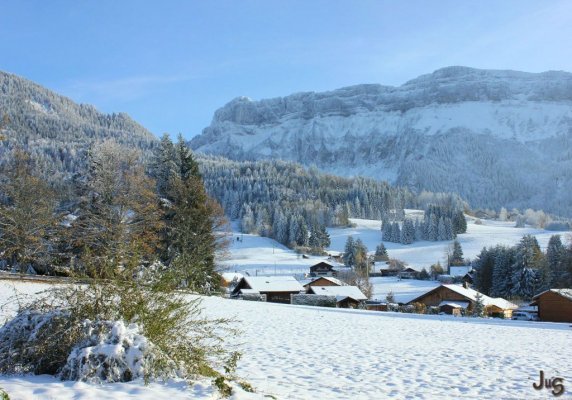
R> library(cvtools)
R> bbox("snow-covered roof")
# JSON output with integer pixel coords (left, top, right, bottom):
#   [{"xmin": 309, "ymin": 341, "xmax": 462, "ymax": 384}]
[
  {"xmin": 221, "ymin": 272, "xmax": 244, "ymax": 283},
  {"xmin": 309, "ymin": 286, "xmax": 367, "ymax": 301},
  {"xmin": 438, "ymin": 301, "xmax": 470, "ymax": 309},
  {"xmin": 532, "ymin": 288, "xmax": 572, "ymax": 301},
  {"xmin": 305, "ymin": 276, "xmax": 346, "ymax": 287},
  {"xmin": 449, "ymin": 266, "xmax": 472, "ymax": 277},
  {"xmin": 242, "ymin": 276, "xmax": 304, "ymax": 293},
  {"xmin": 443, "ymin": 284, "xmax": 518, "ymax": 310}
]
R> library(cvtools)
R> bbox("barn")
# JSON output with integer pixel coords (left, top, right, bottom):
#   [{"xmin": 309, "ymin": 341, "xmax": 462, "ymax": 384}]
[
  {"xmin": 530, "ymin": 289, "xmax": 572, "ymax": 323},
  {"xmin": 230, "ymin": 276, "xmax": 304, "ymax": 304}
]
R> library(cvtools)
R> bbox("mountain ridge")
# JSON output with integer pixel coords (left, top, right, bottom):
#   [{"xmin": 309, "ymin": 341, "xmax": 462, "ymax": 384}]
[{"xmin": 191, "ymin": 66, "xmax": 572, "ymax": 217}]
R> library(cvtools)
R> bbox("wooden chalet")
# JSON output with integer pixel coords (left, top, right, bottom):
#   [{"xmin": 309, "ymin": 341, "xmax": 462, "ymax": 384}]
[
  {"xmin": 309, "ymin": 261, "xmax": 338, "ymax": 277},
  {"xmin": 531, "ymin": 289, "xmax": 572, "ymax": 323},
  {"xmin": 307, "ymin": 285, "xmax": 367, "ymax": 308},
  {"xmin": 399, "ymin": 267, "xmax": 418, "ymax": 279},
  {"xmin": 408, "ymin": 284, "xmax": 517, "ymax": 318},
  {"xmin": 230, "ymin": 276, "xmax": 304, "ymax": 304},
  {"xmin": 303, "ymin": 276, "xmax": 345, "ymax": 290}
]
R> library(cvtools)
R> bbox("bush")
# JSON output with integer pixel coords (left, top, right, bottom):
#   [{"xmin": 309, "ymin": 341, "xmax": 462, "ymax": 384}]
[
  {"xmin": 0, "ymin": 387, "xmax": 9, "ymax": 400},
  {"xmin": 0, "ymin": 263, "xmax": 244, "ymax": 394}
]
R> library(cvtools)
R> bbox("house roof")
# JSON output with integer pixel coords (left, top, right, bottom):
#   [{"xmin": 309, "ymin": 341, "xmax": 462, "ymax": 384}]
[
  {"xmin": 449, "ymin": 266, "xmax": 472, "ymax": 277},
  {"xmin": 309, "ymin": 285, "xmax": 367, "ymax": 301},
  {"xmin": 409, "ymin": 284, "xmax": 518, "ymax": 310},
  {"xmin": 532, "ymin": 289, "xmax": 572, "ymax": 302},
  {"xmin": 221, "ymin": 272, "xmax": 243, "ymax": 283},
  {"xmin": 304, "ymin": 276, "xmax": 346, "ymax": 287},
  {"xmin": 241, "ymin": 276, "xmax": 304, "ymax": 293}
]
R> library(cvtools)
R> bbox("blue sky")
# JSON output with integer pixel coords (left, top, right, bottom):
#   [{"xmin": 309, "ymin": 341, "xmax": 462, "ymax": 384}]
[{"xmin": 1, "ymin": 0, "xmax": 571, "ymax": 138}]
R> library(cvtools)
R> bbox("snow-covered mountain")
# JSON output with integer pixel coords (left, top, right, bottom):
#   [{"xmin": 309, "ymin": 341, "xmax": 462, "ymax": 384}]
[{"xmin": 191, "ymin": 66, "xmax": 572, "ymax": 217}]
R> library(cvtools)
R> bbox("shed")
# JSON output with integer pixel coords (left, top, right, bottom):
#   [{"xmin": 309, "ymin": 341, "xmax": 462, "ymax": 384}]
[
  {"xmin": 530, "ymin": 289, "xmax": 572, "ymax": 323},
  {"xmin": 230, "ymin": 276, "xmax": 304, "ymax": 304}
]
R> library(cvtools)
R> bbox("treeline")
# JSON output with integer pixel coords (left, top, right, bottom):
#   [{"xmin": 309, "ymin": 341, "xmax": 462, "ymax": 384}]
[
  {"xmin": 473, "ymin": 234, "xmax": 572, "ymax": 300},
  {"xmin": 0, "ymin": 134, "xmax": 221, "ymax": 294},
  {"xmin": 382, "ymin": 205, "xmax": 467, "ymax": 245},
  {"xmin": 198, "ymin": 155, "xmax": 468, "ymax": 250}
]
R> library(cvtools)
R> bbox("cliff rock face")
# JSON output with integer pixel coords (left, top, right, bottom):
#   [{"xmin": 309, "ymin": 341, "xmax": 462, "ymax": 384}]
[{"xmin": 191, "ymin": 67, "xmax": 572, "ymax": 216}]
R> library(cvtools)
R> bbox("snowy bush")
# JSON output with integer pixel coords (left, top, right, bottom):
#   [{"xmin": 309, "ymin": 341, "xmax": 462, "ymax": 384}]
[
  {"xmin": 59, "ymin": 320, "xmax": 154, "ymax": 383},
  {"xmin": 0, "ymin": 386, "xmax": 8, "ymax": 400},
  {"xmin": 0, "ymin": 309, "xmax": 159, "ymax": 382}
]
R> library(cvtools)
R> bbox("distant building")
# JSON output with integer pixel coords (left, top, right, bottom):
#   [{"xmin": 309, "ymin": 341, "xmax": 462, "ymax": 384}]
[
  {"xmin": 398, "ymin": 267, "xmax": 418, "ymax": 279},
  {"xmin": 408, "ymin": 284, "xmax": 517, "ymax": 318},
  {"xmin": 309, "ymin": 261, "xmax": 338, "ymax": 277},
  {"xmin": 303, "ymin": 276, "xmax": 346, "ymax": 289},
  {"xmin": 307, "ymin": 285, "xmax": 367, "ymax": 308},
  {"xmin": 531, "ymin": 289, "xmax": 572, "ymax": 323},
  {"xmin": 230, "ymin": 276, "xmax": 304, "ymax": 304}
]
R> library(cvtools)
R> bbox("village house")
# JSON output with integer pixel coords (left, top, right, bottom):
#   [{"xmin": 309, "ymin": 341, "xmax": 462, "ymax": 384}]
[
  {"xmin": 408, "ymin": 284, "xmax": 517, "ymax": 317},
  {"xmin": 303, "ymin": 276, "xmax": 345, "ymax": 289},
  {"xmin": 230, "ymin": 276, "xmax": 304, "ymax": 304},
  {"xmin": 308, "ymin": 261, "xmax": 338, "ymax": 277},
  {"xmin": 530, "ymin": 289, "xmax": 572, "ymax": 323},
  {"xmin": 306, "ymin": 285, "xmax": 367, "ymax": 308},
  {"xmin": 398, "ymin": 267, "xmax": 418, "ymax": 279}
]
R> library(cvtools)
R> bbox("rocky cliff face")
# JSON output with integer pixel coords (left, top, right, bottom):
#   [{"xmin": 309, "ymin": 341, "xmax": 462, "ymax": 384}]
[{"xmin": 191, "ymin": 67, "xmax": 572, "ymax": 217}]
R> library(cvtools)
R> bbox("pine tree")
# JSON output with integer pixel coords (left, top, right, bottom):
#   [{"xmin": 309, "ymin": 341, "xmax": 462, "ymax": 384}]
[
  {"xmin": 474, "ymin": 247, "xmax": 494, "ymax": 295},
  {"xmin": 354, "ymin": 238, "xmax": 369, "ymax": 271},
  {"xmin": 343, "ymin": 236, "xmax": 356, "ymax": 267},
  {"xmin": 452, "ymin": 211, "xmax": 467, "ymax": 234},
  {"xmin": 400, "ymin": 219, "xmax": 415, "ymax": 245},
  {"xmin": 374, "ymin": 243, "xmax": 389, "ymax": 261},
  {"xmin": 437, "ymin": 217, "xmax": 447, "ymax": 241},
  {"xmin": 155, "ymin": 137, "xmax": 223, "ymax": 293},
  {"xmin": 547, "ymin": 235, "xmax": 566, "ymax": 287},
  {"xmin": 472, "ymin": 293, "xmax": 486, "ymax": 317},
  {"xmin": 451, "ymin": 240, "xmax": 464, "ymax": 266},
  {"xmin": 491, "ymin": 245, "xmax": 516, "ymax": 297}
]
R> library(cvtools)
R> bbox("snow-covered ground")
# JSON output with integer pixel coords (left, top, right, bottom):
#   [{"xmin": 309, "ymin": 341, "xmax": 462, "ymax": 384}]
[
  {"xmin": 328, "ymin": 216, "xmax": 571, "ymax": 271},
  {"xmin": 2, "ymin": 280, "xmax": 571, "ymax": 400}
]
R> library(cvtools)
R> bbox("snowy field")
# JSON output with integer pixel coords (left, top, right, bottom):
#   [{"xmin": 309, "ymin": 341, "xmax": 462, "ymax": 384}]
[
  {"xmin": 1, "ymin": 280, "xmax": 571, "ymax": 399},
  {"xmin": 328, "ymin": 216, "xmax": 571, "ymax": 271},
  {"xmin": 221, "ymin": 215, "xmax": 570, "ymax": 279}
]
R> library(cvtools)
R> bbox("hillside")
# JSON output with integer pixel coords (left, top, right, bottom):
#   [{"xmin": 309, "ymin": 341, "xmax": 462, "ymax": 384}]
[
  {"xmin": 191, "ymin": 66, "xmax": 572, "ymax": 217},
  {"xmin": 0, "ymin": 71, "xmax": 157, "ymax": 184}
]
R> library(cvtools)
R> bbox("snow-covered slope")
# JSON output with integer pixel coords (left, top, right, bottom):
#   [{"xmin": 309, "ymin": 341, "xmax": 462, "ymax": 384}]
[
  {"xmin": 191, "ymin": 66, "xmax": 572, "ymax": 217},
  {"xmin": 2, "ymin": 280, "xmax": 571, "ymax": 400}
]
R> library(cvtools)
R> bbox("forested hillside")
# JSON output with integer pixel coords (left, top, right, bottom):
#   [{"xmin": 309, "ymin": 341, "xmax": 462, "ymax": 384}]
[{"xmin": 0, "ymin": 71, "xmax": 156, "ymax": 191}]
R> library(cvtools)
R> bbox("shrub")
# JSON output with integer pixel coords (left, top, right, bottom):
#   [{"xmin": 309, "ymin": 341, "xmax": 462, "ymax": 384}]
[
  {"xmin": 0, "ymin": 388, "xmax": 9, "ymax": 400},
  {"xmin": 0, "ymin": 262, "xmax": 244, "ymax": 395}
]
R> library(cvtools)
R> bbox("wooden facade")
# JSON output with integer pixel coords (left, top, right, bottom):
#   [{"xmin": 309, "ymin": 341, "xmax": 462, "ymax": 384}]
[
  {"xmin": 408, "ymin": 285, "xmax": 515, "ymax": 317},
  {"xmin": 304, "ymin": 276, "xmax": 342, "ymax": 289},
  {"xmin": 410, "ymin": 286, "xmax": 473, "ymax": 310},
  {"xmin": 309, "ymin": 261, "xmax": 338, "ymax": 276},
  {"xmin": 532, "ymin": 290, "xmax": 572, "ymax": 323}
]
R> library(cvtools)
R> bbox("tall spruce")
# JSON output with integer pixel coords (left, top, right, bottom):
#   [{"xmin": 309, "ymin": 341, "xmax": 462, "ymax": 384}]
[{"xmin": 153, "ymin": 135, "xmax": 222, "ymax": 293}]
